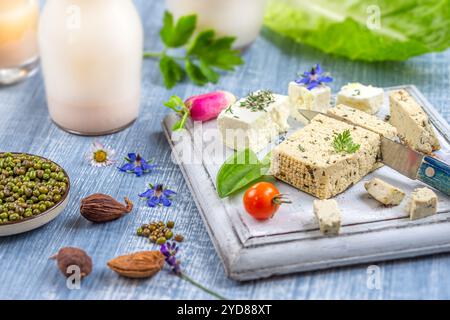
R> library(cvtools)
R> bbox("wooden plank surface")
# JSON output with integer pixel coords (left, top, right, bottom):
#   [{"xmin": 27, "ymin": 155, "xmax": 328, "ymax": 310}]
[{"xmin": 0, "ymin": 0, "xmax": 449, "ymax": 299}]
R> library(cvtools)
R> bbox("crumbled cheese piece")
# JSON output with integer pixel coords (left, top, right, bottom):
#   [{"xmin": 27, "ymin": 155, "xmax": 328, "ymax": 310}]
[
  {"xmin": 336, "ymin": 83, "xmax": 384, "ymax": 114},
  {"xmin": 288, "ymin": 82, "xmax": 331, "ymax": 120},
  {"xmin": 328, "ymin": 104, "xmax": 397, "ymax": 140},
  {"xmin": 389, "ymin": 90, "xmax": 440, "ymax": 154},
  {"xmin": 313, "ymin": 199, "xmax": 341, "ymax": 235},
  {"xmin": 364, "ymin": 178, "xmax": 405, "ymax": 206},
  {"xmin": 217, "ymin": 92, "xmax": 290, "ymax": 152},
  {"xmin": 408, "ymin": 187, "xmax": 438, "ymax": 220},
  {"xmin": 270, "ymin": 114, "xmax": 380, "ymax": 199}
]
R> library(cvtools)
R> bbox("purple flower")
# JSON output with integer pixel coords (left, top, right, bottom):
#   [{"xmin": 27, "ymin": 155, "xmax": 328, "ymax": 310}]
[
  {"xmin": 139, "ymin": 184, "xmax": 176, "ymax": 207},
  {"xmin": 160, "ymin": 242, "xmax": 181, "ymax": 275},
  {"xmin": 118, "ymin": 153, "xmax": 157, "ymax": 177},
  {"xmin": 295, "ymin": 64, "xmax": 333, "ymax": 90}
]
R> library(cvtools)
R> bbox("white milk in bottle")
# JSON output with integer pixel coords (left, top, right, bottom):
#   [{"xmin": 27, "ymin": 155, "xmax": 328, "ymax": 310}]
[{"xmin": 39, "ymin": 0, "xmax": 143, "ymax": 135}]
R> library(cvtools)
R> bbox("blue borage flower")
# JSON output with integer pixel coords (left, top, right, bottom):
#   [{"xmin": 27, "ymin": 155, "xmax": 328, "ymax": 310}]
[
  {"xmin": 160, "ymin": 242, "xmax": 181, "ymax": 274},
  {"xmin": 295, "ymin": 64, "xmax": 333, "ymax": 90},
  {"xmin": 139, "ymin": 184, "xmax": 176, "ymax": 207},
  {"xmin": 118, "ymin": 153, "xmax": 157, "ymax": 177}
]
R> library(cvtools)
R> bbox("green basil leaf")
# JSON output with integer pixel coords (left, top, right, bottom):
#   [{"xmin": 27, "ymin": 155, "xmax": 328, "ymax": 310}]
[
  {"xmin": 216, "ymin": 149, "xmax": 269, "ymax": 198},
  {"xmin": 159, "ymin": 56, "xmax": 184, "ymax": 89}
]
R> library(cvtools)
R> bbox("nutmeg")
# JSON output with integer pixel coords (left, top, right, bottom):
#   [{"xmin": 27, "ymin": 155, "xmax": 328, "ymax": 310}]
[
  {"xmin": 50, "ymin": 247, "xmax": 93, "ymax": 279},
  {"xmin": 80, "ymin": 193, "xmax": 133, "ymax": 223},
  {"xmin": 107, "ymin": 251, "xmax": 165, "ymax": 279}
]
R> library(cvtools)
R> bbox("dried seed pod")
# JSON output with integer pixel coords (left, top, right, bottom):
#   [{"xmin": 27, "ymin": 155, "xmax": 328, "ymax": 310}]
[
  {"xmin": 80, "ymin": 193, "xmax": 133, "ymax": 223},
  {"xmin": 107, "ymin": 251, "xmax": 165, "ymax": 279},
  {"xmin": 174, "ymin": 234, "xmax": 184, "ymax": 242},
  {"xmin": 50, "ymin": 247, "xmax": 93, "ymax": 279}
]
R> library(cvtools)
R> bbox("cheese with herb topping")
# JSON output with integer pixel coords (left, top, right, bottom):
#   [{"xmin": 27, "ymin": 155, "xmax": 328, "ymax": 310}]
[
  {"xmin": 364, "ymin": 178, "xmax": 405, "ymax": 206},
  {"xmin": 336, "ymin": 83, "xmax": 384, "ymax": 114},
  {"xmin": 313, "ymin": 199, "xmax": 341, "ymax": 235},
  {"xmin": 270, "ymin": 114, "xmax": 380, "ymax": 199},
  {"xmin": 389, "ymin": 90, "xmax": 440, "ymax": 154},
  {"xmin": 328, "ymin": 104, "xmax": 397, "ymax": 140},
  {"xmin": 217, "ymin": 91, "xmax": 290, "ymax": 152},
  {"xmin": 288, "ymin": 82, "xmax": 331, "ymax": 121},
  {"xmin": 408, "ymin": 187, "xmax": 438, "ymax": 220}
]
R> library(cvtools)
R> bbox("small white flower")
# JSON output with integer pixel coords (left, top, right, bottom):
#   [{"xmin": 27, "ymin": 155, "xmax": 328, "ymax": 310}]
[{"xmin": 86, "ymin": 141, "xmax": 116, "ymax": 167}]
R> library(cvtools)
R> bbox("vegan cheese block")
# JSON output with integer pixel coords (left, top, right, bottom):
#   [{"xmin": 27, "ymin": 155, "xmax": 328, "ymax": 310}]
[
  {"xmin": 217, "ymin": 92, "xmax": 290, "ymax": 152},
  {"xmin": 408, "ymin": 187, "xmax": 438, "ymax": 220},
  {"xmin": 313, "ymin": 199, "xmax": 341, "ymax": 235},
  {"xmin": 364, "ymin": 178, "xmax": 405, "ymax": 206},
  {"xmin": 270, "ymin": 114, "xmax": 380, "ymax": 199},
  {"xmin": 288, "ymin": 82, "xmax": 331, "ymax": 121},
  {"xmin": 389, "ymin": 90, "xmax": 440, "ymax": 154},
  {"xmin": 328, "ymin": 104, "xmax": 397, "ymax": 140},
  {"xmin": 336, "ymin": 83, "xmax": 384, "ymax": 114}
]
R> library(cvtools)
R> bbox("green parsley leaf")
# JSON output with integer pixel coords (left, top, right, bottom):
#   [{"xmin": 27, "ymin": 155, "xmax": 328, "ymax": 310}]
[
  {"xmin": 185, "ymin": 59, "xmax": 209, "ymax": 86},
  {"xmin": 199, "ymin": 60, "xmax": 220, "ymax": 83},
  {"xmin": 159, "ymin": 56, "xmax": 184, "ymax": 89},
  {"xmin": 160, "ymin": 11, "xmax": 197, "ymax": 48},
  {"xmin": 144, "ymin": 12, "xmax": 243, "ymax": 89},
  {"xmin": 332, "ymin": 130, "xmax": 361, "ymax": 154}
]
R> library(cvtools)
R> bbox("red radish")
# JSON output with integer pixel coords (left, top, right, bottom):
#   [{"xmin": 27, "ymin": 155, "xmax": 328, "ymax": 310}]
[{"xmin": 185, "ymin": 91, "xmax": 236, "ymax": 122}]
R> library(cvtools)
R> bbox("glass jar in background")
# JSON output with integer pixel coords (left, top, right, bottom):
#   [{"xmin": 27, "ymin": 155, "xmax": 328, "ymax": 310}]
[
  {"xmin": 0, "ymin": 0, "xmax": 39, "ymax": 86},
  {"xmin": 39, "ymin": 0, "xmax": 143, "ymax": 136},
  {"xmin": 166, "ymin": 0, "xmax": 267, "ymax": 49}
]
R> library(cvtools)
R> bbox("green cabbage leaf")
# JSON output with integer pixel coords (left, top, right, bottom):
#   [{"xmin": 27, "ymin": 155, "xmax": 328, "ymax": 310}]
[{"xmin": 264, "ymin": 0, "xmax": 450, "ymax": 61}]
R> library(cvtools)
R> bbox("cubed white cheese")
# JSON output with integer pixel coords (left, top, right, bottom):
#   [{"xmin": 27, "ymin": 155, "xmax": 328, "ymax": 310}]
[
  {"xmin": 389, "ymin": 90, "xmax": 440, "ymax": 154},
  {"xmin": 364, "ymin": 178, "xmax": 405, "ymax": 206},
  {"xmin": 336, "ymin": 83, "xmax": 384, "ymax": 115},
  {"xmin": 313, "ymin": 199, "xmax": 341, "ymax": 235},
  {"xmin": 408, "ymin": 187, "xmax": 438, "ymax": 220},
  {"xmin": 217, "ymin": 92, "xmax": 290, "ymax": 152},
  {"xmin": 270, "ymin": 114, "xmax": 380, "ymax": 199},
  {"xmin": 288, "ymin": 82, "xmax": 331, "ymax": 121}
]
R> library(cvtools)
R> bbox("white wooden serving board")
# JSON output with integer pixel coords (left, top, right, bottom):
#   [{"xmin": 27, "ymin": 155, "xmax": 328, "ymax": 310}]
[{"xmin": 162, "ymin": 85, "xmax": 450, "ymax": 281}]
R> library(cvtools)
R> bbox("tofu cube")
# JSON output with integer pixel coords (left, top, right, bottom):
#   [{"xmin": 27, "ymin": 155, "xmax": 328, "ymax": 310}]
[
  {"xmin": 270, "ymin": 114, "xmax": 380, "ymax": 199},
  {"xmin": 336, "ymin": 83, "xmax": 384, "ymax": 114},
  {"xmin": 328, "ymin": 104, "xmax": 397, "ymax": 140},
  {"xmin": 217, "ymin": 92, "xmax": 290, "ymax": 152},
  {"xmin": 313, "ymin": 199, "xmax": 341, "ymax": 235},
  {"xmin": 288, "ymin": 82, "xmax": 331, "ymax": 121},
  {"xmin": 389, "ymin": 90, "xmax": 440, "ymax": 154},
  {"xmin": 408, "ymin": 187, "xmax": 438, "ymax": 220},
  {"xmin": 364, "ymin": 178, "xmax": 405, "ymax": 206}
]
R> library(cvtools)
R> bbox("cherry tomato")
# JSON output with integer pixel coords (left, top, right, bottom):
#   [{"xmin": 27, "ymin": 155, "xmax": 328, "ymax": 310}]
[{"xmin": 243, "ymin": 182, "xmax": 283, "ymax": 220}]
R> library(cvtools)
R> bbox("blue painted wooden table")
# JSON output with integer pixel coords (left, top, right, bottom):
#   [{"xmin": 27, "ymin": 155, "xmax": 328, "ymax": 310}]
[{"xmin": 0, "ymin": 0, "xmax": 449, "ymax": 300}]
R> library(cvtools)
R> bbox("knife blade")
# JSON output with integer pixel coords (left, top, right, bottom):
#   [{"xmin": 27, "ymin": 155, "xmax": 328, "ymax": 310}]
[{"xmin": 297, "ymin": 109, "xmax": 450, "ymax": 195}]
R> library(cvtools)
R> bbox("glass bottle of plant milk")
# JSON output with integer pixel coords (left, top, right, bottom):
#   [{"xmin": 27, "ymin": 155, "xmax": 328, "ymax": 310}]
[
  {"xmin": 166, "ymin": 0, "xmax": 267, "ymax": 49},
  {"xmin": 0, "ymin": 0, "xmax": 39, "ymax": 85},
  {"xmin": 39, "ymin": 0, "xmax": 143, "ymax": 135}
]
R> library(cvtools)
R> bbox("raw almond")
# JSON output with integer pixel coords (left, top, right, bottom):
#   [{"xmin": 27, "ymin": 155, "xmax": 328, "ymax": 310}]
[{"xmin": 107, "ymin": 251, "xmax": 165, "ymax": 278}]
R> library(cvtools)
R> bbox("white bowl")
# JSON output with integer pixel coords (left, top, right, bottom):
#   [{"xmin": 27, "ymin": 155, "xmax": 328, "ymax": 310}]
[{"xmin": 0, "ymin": 154, "xmax": 70, "ymax": 236}]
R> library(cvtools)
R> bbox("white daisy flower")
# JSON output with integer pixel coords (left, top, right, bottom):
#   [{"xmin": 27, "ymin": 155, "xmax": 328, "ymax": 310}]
[{"xmin": 86, "ymin": 141, "xmax": 116, "ymax": 167}]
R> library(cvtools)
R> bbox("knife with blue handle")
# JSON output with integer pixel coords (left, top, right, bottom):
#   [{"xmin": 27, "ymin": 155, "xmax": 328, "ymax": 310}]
[
  {"xmin": 298, "ymin": 109, "xmax": 450, "ymax": 195},
  {"xmin": 380, "ymin": 137, "xmax": 450, "ymax": 195}
]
